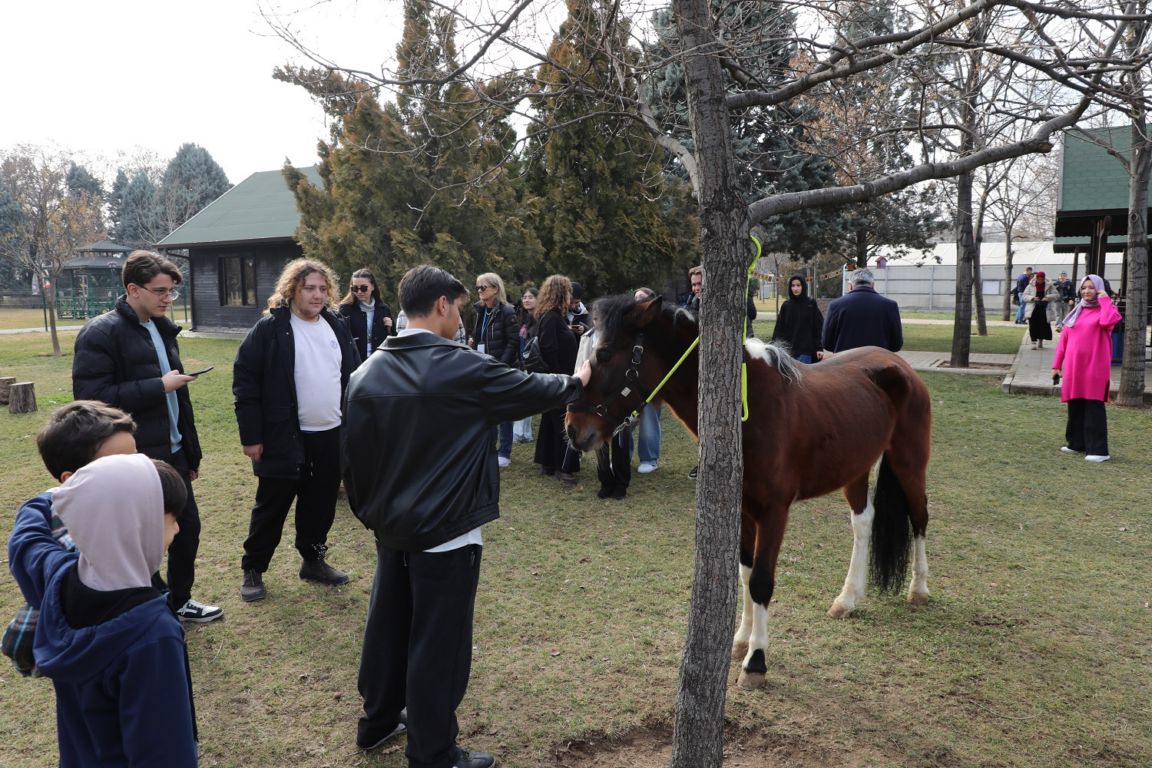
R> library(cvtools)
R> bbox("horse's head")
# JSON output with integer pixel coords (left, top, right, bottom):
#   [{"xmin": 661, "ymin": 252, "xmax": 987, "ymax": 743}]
[{"xmin": 566, "ymin": 293, "xmax": 687, "ymax": 452}]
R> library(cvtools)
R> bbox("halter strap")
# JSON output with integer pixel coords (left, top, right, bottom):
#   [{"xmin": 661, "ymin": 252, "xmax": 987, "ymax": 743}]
[{"xmin": 571, "ymin": 234, "xmax": 760, "ymax": 437}]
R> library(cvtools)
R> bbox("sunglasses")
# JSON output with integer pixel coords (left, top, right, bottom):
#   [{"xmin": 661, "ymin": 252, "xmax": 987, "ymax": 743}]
[
  {"xmin": 351, "ymin": 285, "xmax": 372, "ymax": 293},
  {"xmin": 476, "ymin": 284, "xmax": 491, "ymax": 291}
]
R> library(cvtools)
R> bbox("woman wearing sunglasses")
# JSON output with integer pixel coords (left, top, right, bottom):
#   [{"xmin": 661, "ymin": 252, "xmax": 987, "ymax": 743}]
[
  {"xmin": 339, "ymin": 269, "xmax": 394, "ymax": 363},
  {"xmin": 470, "ymin": 272, "xmax": 520, "ymax": 468}
]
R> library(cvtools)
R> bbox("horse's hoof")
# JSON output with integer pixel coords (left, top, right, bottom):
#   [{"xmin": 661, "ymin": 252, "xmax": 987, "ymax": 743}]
[
  {"xmin": 736, "ymin": 670, "xmax": 766, "ymax": 689},
  {"xmin": 731, "ymin": 641, "xmax": 748, "ymax": 660},
  {"xmin": 908, "ymin": 591, "xmax": 930, "ymax": 606},
  {"xmin": 827, "ymin": 601, "xmax": 854, "ymax": 619}
]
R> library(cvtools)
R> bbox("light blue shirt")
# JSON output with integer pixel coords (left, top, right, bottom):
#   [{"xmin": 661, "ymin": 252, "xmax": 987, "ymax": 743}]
[{"xmin": 142, "ymin": 320, "xmax": 182, "ymax": 455}]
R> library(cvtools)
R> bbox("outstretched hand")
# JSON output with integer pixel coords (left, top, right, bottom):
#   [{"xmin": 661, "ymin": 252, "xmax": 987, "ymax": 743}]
[{"xmin": 576, "ymin": 360, "xmax": 592, "ymax": 386}]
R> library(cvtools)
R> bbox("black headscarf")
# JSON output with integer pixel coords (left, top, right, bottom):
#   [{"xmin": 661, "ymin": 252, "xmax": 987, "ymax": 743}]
[{"xmin": 787, "ymin": 274, "xmax": 809, "ymax": 301}]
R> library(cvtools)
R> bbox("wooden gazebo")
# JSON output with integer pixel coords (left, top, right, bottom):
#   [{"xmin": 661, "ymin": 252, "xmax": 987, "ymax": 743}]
[
  {"xmin": 57, "ymin": 240, "xmax": 132, "ymax": 319},
  {"xmin": 1055, "ymin": 125, "xmax": 1151, "ymax": 307}
]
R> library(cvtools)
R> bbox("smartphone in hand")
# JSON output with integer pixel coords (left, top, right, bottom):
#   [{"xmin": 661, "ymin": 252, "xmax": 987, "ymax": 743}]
[{"xmin": 187, "ymin": 366, "xmax": 214, "ymax": 377}]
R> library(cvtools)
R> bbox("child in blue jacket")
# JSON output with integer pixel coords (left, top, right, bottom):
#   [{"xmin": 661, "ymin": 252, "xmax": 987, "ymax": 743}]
[
  {"xmin": 4, "ymin": 400, "xmax": 137, "ymax": 675},
  {"xmin": 8, "ymin": 453, "xmax": 198, "ymax": 767}
]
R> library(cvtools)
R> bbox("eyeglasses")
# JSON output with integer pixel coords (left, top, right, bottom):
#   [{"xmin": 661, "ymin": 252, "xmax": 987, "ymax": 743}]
[
  {"xmin": 136, "ymin": 285, "xmax": 180, "ymax": 300},
  {"xmin": 352, "ymin": 285, "xmax": 372, "ymax": 293}
]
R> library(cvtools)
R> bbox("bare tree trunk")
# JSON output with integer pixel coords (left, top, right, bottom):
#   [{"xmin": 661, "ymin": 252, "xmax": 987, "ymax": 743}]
[
  {"xmin": 951, "ymin": 168, "xmax": 976, "ymax": 367},
  {"xmin": 671, "ymin": 0, "xmax": 746, "ymax": 765},
  {"xmin": 45, "ymin": 282, "xmax": 62, "ymax": 357},
  {"xmin": 1003, "ymin": 243, "xmax": 1015, "ymax": 321},
  {"xmin": 1118, "ymin": 123, "xmax": 1150, "ymax": 406},
  {"xmin": 855, "ymin": 228, "xmax": 867, "ymax": 268},
  {"xmin": 972, "ymin": 245, "xmax": 988, "ymax": 335}
]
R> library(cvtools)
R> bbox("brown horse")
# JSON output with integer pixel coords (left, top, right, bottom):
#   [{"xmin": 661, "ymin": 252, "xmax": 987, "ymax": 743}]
[{"xmin": 565, "ymin": 294, "xmax": 931, "ymax": 688}]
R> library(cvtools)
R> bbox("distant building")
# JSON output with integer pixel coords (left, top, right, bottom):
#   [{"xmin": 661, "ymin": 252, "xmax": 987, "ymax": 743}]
[
  {"xmin": 859, "ymin": 240, "xmax": 1122, "ymax": 311},
  {"xmin": 157, "ymin": 167, "xmax": 320, "ymax": 331}
]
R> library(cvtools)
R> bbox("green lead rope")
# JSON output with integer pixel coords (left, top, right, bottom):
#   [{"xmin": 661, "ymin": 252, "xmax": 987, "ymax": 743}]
[
  {"xmin": 742, "ymin": 235, "xmax": 763, "ymax": 422},
  {"xmin": 626, "ymin": 234, "xmax": 762, "ymax": 428}
]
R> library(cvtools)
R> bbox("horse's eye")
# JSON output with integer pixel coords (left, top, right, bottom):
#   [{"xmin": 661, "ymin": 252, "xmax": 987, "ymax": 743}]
[{"xmin": 595, "ymin": 348, "xmax": 612, "ymax": 364}]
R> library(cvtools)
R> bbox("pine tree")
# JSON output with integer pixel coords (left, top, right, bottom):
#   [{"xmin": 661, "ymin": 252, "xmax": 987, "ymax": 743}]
[
  {"xmin": 283, "ymin": 0, "xmax": 543, "ymax": 300},
  {"xmin": 114, "ymin": 171, "xmax": 163, "ymax": 248},
  {"xmin": 158, "ymin": 143, "xmax": 231, "ymax": 235},
  {"xmin": 527, "ymin": 0, "xmax": 698, "ymax": 296},
  {"xmin": 645, "ymin": 1, "xmax": 844, "ymax": 261}
]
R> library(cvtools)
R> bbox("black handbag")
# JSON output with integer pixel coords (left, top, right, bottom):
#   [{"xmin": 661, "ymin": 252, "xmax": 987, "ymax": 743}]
[{"xmin": 522, "ymin": 335, "xmax": 548, "ymax": 373}]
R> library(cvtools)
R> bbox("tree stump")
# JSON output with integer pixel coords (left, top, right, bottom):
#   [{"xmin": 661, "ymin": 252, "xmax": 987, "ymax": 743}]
[
  {"xmin": 8, "ymin": 382, "xmax": 36, "ymax": 414},
  {"xmin": 0, "ymin": 377, "xmax": 15, "ymax": 405}
]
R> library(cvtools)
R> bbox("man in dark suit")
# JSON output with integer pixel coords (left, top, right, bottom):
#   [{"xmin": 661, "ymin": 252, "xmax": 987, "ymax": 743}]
[{"xmin": 820, "ymin": 268, "xmax": 903, "ymax": 354}]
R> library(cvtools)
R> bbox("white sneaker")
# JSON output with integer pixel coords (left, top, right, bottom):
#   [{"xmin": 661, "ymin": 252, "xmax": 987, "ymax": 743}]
[
  {"xmin": 638, "ymin": 462, "xmax": 657, "ymax": 474},
  {"xmin": 1085, "ymin": 454, "xmax": 1111, "ymax": 463},
  {"xmin": 497, "ymin": 456, "xmax": 511, "ymax": 468},
  {"xmin": 1059, "ymin": 446, "xmax": 1078, "ymax": 454},
  {"xmin": 176, "ymin": 599, "xmax": 224, "ymax": 623}
]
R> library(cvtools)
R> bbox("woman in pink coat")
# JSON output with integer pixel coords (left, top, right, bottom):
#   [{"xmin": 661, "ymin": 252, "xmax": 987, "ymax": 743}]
[{"xmin": 1051, "ymin": 274, "xmax": 1121, "ymax": 462}]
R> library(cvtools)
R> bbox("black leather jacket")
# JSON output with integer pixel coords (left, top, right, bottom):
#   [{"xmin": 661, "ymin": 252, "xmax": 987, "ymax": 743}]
[
  {"xmin": 233, "ymin": 306, "xmax": 360, "ymax": 478},
  {"xmin": 72, "ymin": 297, "xmax": 202, "ymax": 469},
  {"xmin": 343, "ymin": 331, "xmax": 583, "ymax": 550}
]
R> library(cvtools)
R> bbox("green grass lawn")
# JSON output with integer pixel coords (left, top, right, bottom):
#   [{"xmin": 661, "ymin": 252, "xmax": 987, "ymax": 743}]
[{"xmin": 1, "ymin": 327, "xmax": 1149, "ymax": 767}]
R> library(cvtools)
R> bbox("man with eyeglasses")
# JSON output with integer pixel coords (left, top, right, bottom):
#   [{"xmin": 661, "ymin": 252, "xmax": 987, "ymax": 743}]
[{"xmin": 73, "ymin": 250, "xmax": 223, "ymax": 623}]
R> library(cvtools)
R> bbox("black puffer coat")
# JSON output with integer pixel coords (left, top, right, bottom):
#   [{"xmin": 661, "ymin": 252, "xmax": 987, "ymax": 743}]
[
  {"xmin": 470, "ymin": 300, "xmax": 519, "ymax": 367},
  {"xmin": 72, "ymin": 297, "xmax": 202, "ymax": 469},
  {"xmin": 233, "ymin": 307, "xmax": 360, "ymax": 478}
]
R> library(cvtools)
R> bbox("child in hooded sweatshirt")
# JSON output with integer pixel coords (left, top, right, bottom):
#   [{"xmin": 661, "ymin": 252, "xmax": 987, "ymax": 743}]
[
  {"xmin": 8, "ymin": 453, "xmax": 198, "ymax": 767},
  {"xmin": 4, "ymin": 400, "xmax": 137, "ymax": 676}
]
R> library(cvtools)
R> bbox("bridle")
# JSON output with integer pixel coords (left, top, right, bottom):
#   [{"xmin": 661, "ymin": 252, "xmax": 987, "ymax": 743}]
[
  {"xmin": 566, "ymin": 336, "xmax": 649, "ymax": 437},
  {"xmin": 566, "ymin": 331, "xmax": 702, "ymax": 438}
]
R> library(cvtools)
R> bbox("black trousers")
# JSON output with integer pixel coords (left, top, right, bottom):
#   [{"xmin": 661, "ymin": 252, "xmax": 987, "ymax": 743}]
[
  {"xmin": 534, "ymin": 407, "xmax": 567, "ymax": 470},
  {"xmin": 1065, "ymin": 399, "xmax": 1109, "ymax": 456},
  {"xmin": 358, "ymin": 543, "xmax": 482, "ymax": 768},
  {"xmin": 596, "ymin": 430, "xmax": 632, "ymax": 493},
  {"xmin": 165, "ymin": 449, "xmax": 201, "ymax": 611},
  {"xmin": 241, "ymin": 427, "xmax": 341, "ymax": 572}
]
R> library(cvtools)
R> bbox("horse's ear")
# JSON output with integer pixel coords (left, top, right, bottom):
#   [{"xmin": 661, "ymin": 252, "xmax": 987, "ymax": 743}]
[{"xmin": 633, "ymin": 294, "xmax": 663, "ymax": 328}]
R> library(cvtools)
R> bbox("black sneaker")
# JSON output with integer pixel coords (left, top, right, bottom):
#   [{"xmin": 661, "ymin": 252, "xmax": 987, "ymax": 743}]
[
  {"xmin": 299, "ymin": 558, "xmax": 350, "ymax": 586},
  {"xmin": 356, "ymin": 721, "xmax": 407, "ymax": 751},
  {"xmin": 175, "ymin": 599, "xmax": 224, "ymax": 623},
  {"xmin": 240, "ymin": 570, "xmax": 266, "ymax": 602},
  {"xmin": 688, "ymin": 465, "xmax": 698, "ymax": 480},
  {"xmin": 454, "ymin": 748, "xmax": 496, "ymax": 768}
]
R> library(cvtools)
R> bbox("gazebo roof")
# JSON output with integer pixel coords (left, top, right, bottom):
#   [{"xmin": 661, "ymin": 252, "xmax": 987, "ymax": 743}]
[
  {"xmin": 158, "ymin": 166, "xmax": 321, "ymax": 249},
  {"xmin": 77, "ymin": 240, "xmax": 132, "ymax": 254},
  {"xmin": 1056, "ymin": 125, "xmax": 1152, "ymax": 238},
  {"xmin": 64, "ymin": 254, "xmax": 127, "ymax": 270}
]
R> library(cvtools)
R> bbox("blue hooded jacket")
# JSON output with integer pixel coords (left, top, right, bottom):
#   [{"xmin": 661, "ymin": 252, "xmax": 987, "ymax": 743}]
[{"xmin": 9, "ymin": 487, "xmax": 197, "ymax": 767}]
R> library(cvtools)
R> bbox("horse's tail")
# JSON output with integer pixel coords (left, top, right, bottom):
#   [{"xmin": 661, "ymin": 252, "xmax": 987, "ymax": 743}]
[{"xmin": 869, "ymin": 453, "xmax": 912, "ymax": 594}]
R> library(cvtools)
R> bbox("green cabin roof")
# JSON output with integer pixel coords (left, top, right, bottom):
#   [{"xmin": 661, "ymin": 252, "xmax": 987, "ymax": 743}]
[
  {"xmin": 1058, "ymin": 125, "xmax": 1152, "ymax": 214},
  {"xmin": 158, "ymin": 167, "xmax": 321, "ymax": 249}
]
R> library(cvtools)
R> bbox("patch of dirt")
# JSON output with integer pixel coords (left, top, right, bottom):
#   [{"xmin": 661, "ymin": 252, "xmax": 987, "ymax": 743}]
[{"xmin": 551, "ymin": 724, "xmax": 883, "ymax": 768}]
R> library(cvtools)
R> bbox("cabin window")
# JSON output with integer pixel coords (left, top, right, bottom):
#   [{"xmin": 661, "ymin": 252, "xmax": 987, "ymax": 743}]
[{"xmin": 219, "ymin": 255, "xmax": 256, "ymax": 306}]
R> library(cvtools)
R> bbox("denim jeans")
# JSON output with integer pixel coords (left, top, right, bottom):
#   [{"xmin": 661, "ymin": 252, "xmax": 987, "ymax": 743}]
[
  {"xmin": 512, "ymin": 416, "xmax": 533, "ymax": 441},
  {"xmin": 497, "ymin": 422, "xmax": 513, "ymax": 459},
  {"xmin": 637, "ymin": 402, "xmax": 662, "ymax": 464}
]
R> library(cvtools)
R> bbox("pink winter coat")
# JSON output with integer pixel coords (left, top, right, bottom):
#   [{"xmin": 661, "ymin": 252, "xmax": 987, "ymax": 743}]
[{"xmin": 1051, "ymin": 295, "xmax": 1121, "ymax": 402}]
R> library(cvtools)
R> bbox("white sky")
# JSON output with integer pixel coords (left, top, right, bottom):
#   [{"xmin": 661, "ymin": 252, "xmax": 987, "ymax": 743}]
[{"xmin": 0, "ymin": 0, "xmax": 404, "ymax": 185}]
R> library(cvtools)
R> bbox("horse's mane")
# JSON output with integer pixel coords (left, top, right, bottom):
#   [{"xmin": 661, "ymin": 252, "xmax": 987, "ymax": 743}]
[
  {"xmin": 592, "ymin": 294, "xmax": 693, "ymax": 351},
  {"xmin": 594, "ymin": 294, "xmax": 800, "ymax": 382},
  {"xmin": 745, "ymin": 337, "xmax": 804, "ymax": 384}
]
